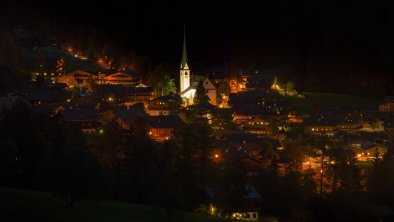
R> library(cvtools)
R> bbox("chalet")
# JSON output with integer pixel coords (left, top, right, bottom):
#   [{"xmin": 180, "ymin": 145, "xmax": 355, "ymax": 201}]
[
  {"xmin": 112, "ymin": 104, "xmax": 147, "ymax": 130},
  {"xmin": 147, "ymin": 94, "xmax": 182, "ymax": 116},
  {"xmin": 336, "ymin": 114, "xmax": 363, "ymax": 132},
  {"xmin": 379, "ymin": 96, "xmax": 394, "ymax": 112},
  {"xmin": 60, "ymin": 106, "xmax": 99, "ymax": 134},
  {"xmin": 25, "ymin": 91, "xmax": 72, "ymax": 105},
  {"xmin": 125, "ymin": 84, "xmax": 154, "ymax": 105},
  {"xmin": 242, "ymin": 117, "xmax": 272, "ymax": 136},
  {"xmin": 98, "ymin": 72, "xmax": 136, "ymax": 86},
  {"xmin": 183, "ymin": 102, "xmax": 218, "ymax": 123},
  {"xmin": 43, "ymin": 83, "xmax": 67, "ymax": 91},
  {"xmin": 147, "ymin": 115, "xmax": 185, "ymax": 141},
  {"xmin": 57, "ymin": 70, "xmax": 96, "ymax": 88},
  {"xmin": 97, "ymin": 84, "xmax": 128, "ymax": 103},
  {"xmin": 32, "ymin": 104, "xmax": 64, "ymax": 116},
  {"xmin": 384, "ymin": 115, "xmax": 394, "ymax": 140},
  {"xmin": 287, "ymin": 113, "xmax": 304, "ymax": 123},
  {"xmin": 304, "ymin": 113, "xmax": 339, "ymax": 136},
  {"xmin": 348, "ymin": 140, "xmax": 388, "ymax": 161},
  {"xmin": 232, "ymin": 104, "xmax": 285, "ymax": 125},
  {"xmin": 223, "ymin": 132, "xmax": 281, "ymax": 168},
  {"xmin": 204, "ymin": 184, "xmax": 262, "ymax": 221}
]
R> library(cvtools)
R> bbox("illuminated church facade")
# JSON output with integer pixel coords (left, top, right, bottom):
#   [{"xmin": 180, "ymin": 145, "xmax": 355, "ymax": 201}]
[{"xmin": 179, "ymin": 28, "xmax": 216, "ymax": 105}]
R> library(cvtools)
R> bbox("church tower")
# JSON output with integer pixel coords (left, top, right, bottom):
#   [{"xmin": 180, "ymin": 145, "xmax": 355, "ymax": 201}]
[{"xmin": 180, "ymin": 26, "xmax": 190, "ymax": 93}]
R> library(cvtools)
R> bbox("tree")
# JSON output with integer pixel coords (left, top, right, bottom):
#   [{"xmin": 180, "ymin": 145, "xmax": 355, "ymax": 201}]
[
  {"xmin": 158, "ymin": 75, "xmax": 176, "ymax": 96},
  {"xmin": 87, "ymin": 30, "xmax": 100, "ymax": 62},
  {"xmin": 89, "ymin": 120, "xmax": 126, "ymax": 168},
  {"xmin": 0, "ymin": 31, "xmax": 22, "ymax": 73},
  {"xmin": 369, "ymin": 144, "xmax": 394, "ymax": 206},
  {"xmin": 286, "ymin": 81, "xmax": 295, "ymax": 95},
  {"xmin": 0, "ymin": 32, "xmax": 28, "ymax": 92},
  {"xmin": 48, "ymin": 126, "xmax": 105, "ymax": 208},
  {"xmin": 0, "ymin": 140, "xmax": 18, "ymax": 186},
  {"xmin": 199, "ymin": 122, "xmax": 213, "ymax": 182},
  {"xmin": 148, "ymin": 65, "xmax": 176, "ymax": 96},
  {"xmin": 216, "ymin": 81, "xmax": 231, "ymax": 105},
  {"xmin": 213, "ymin": 159, "xmax": 247, "ymax": 216},
  {"xmin": 194, "ymin": 80, "xmax": 210, "ymax": 104},
  {"xmin": 86, "ymin": 76, "xmax": 98, "ymax": 93},
  {"xmin": 56, "ymin": 58, "xmax": 64, "ymax": 74},
  {"xmin": 282, "ymin": 137, "xmax": 304, "ymax": 170}
]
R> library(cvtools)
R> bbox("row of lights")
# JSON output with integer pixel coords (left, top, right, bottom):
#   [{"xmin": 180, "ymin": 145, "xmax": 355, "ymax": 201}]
[
  {"xmin": 248, "ymin": 121, "xmax": 268, "ymax": 125},
  {"xmin": 311, "ymin": 128, "xmax": 331, "ymax": 132}
]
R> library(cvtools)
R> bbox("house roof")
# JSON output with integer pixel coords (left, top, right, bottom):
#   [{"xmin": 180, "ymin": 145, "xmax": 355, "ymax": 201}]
[
  {"xmin": 186, "ymin": 102, "xmax": 218, "ymax": 113},
  {"xmin": 147, "ymin": 115, "xmax": 185, "ymax": 129},
  {"xmin": 61, "ymin": 107, "xmax": 98, "ymax": 121},
  {"xmin": 225, "ymin": 132, "xmax": 280, "ymax": 148},
  {"xmin": 127, "ymin": 85, "xmax": 154, "ymax": 94},
  {"xmin": 204, "ymin": 185, "xmax": 262, "ymax": 201},
  {"xmin": 97, "ymin": 85, "xmax": 127, "ymax": 96},
  {"xmin": 32, "ymin": 104, "xmax": 63, "ymax": 116},
  {"xmin": 113, "ymin": 105, "xmax": 147, "ymax": 126},
  {"xmin": 381, "ymin": 96, "xmax": 394, "ymax": 103},
  {"xmin": 150, "ymin": 94, "xmax": 182, "ymax": 103}
]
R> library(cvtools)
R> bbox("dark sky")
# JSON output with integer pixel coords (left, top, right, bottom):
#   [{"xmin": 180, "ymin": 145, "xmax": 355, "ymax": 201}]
[{"xmin": 3, "ymin": 0, "xmax": 394, "ymax": 94}]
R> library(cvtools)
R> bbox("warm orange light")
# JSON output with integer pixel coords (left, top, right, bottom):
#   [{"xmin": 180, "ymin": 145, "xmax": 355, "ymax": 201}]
[{"xmin": 214, "ymin": 154, "xmax": 219, "ymax": 159}]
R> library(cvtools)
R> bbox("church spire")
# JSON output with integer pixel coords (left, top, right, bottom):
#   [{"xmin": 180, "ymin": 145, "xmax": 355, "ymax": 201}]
[{"xmin": 180, "ymin": 25, "xmax": 188, "ymax": 69}]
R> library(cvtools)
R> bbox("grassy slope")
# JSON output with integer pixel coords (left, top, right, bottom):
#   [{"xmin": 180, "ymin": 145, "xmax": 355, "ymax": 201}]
[
  {"xmin": 20, "ymin": 46, "xmax": 107, "ymax": 73},
  {"xmin": 0, "ymin": 187, "xmax": 224, "ymax": 222},
  {"xmin": 287, "ymin": 92, "xmax": 379, "ymax": 114}
]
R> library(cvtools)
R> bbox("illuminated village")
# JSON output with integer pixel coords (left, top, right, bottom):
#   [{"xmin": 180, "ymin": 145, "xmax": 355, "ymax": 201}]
[{"xmin": 1, "ymin": 2, "xmax": 394, "ymax": 222}]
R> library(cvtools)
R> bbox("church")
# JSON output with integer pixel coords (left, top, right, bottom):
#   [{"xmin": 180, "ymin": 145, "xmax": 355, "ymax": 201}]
[{"xmin": 179, "ymin": 28, "xmax": 217, "ymax": 105}]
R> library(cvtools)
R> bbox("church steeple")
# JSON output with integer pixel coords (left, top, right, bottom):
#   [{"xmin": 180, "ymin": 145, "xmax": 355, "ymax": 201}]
[
  {"xmin": 180, "ymin": 25, "xmax": 191, "ymax": 93},
  {"xmin": 180, "ymin": 25, "xmax": 189, "ymax": 70}
]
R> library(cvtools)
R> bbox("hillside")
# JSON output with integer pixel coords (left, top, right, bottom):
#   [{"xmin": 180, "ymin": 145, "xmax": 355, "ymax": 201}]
[
  {"xmin": 0, "ymin": 187, "xmax": 224, "ymax": 222},
  {"xmin": 287, "ymin": 92, "xmax": 379, "ymax": 114}
]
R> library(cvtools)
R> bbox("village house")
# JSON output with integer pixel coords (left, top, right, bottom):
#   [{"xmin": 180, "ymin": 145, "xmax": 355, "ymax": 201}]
[
  {"xmin": 203, "ymin": 184, "xmax": 263, "ymax": 222},
  {"xmin": 147, "ymin": 94, "xmax": 182, "ymax": 116},
  {"xmin": 379, "ymin": 96, "xmax": 394, "ymax": 112},
  {"xmin": 57, "ymin": 70, "xmax": 138, "ymax": 89},
  {"xmin": 32, "ymin": 103, "xmax": 64, "ymax": 117},
  {"xmin": 241, "ymin": 117, "xmax": 273, "ymax": 136},
  {"xmin": 60, "ymin": 105, "xmax": 99, "ymax": 134},
  {"xmin": 147, "ymin": 115, "xmax": 185, "ymax": 141},
  {"xmin": 111, "ymin": 104, "xmax": 147, "ymax": 130},
  {"xmin": 303, "ymin": 116, "xmax": 337, "ymax": 136},
  {"xmin": 348, "ymin": 140, "xmax": 388, "ymax": 161}
]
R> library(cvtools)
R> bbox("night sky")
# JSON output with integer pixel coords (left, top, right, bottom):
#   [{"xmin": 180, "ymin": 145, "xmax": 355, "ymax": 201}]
[{"xmin": 2, "ymin": 0, "xmax": 394, "ymax": 94}]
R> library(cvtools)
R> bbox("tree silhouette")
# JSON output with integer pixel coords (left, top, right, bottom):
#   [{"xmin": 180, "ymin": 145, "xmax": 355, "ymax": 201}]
[{"xmin": 194, "ymin": 80, "xmax": 209, "ymax": 104}]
